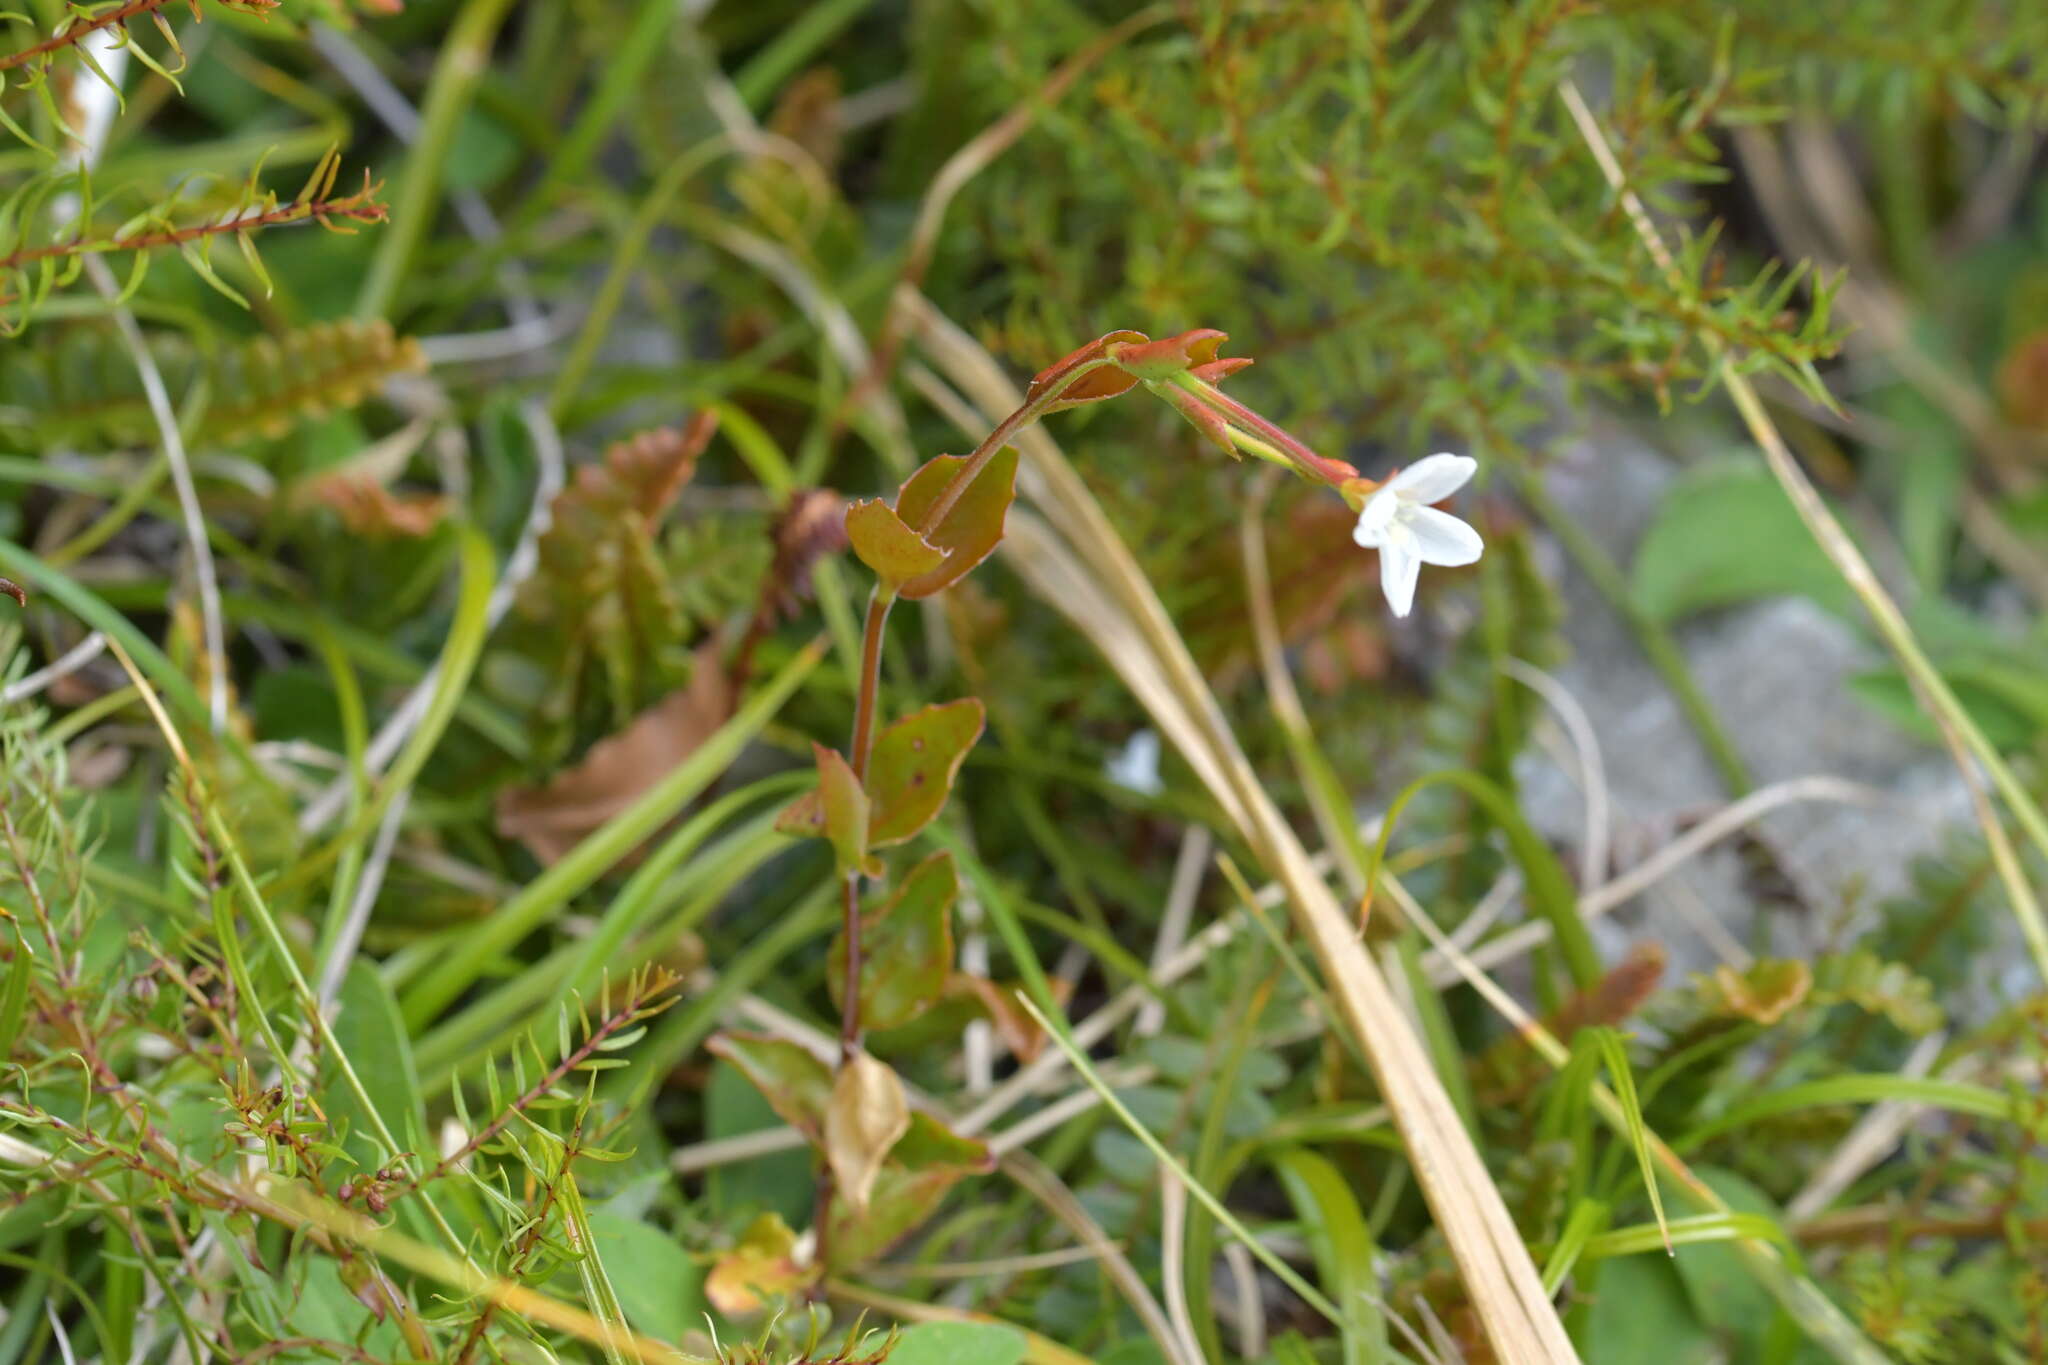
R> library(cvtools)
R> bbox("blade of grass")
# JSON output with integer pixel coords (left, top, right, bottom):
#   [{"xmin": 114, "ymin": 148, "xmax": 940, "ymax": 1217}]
[
  {"xmin": 398, "ymin": 634, "xmax": 827, "ymax": 1028},
  {"xmin": 354, "ymin": 0, "xmax": 520, "ymax": 320},
  {"xmin": 1391, "ymin": 870, "xmax": 1888, "ymax": 1364},
  {"xmin": 1675, "ymin": 1074, "xmax": 2031, "ymax": 1153},
  {"xmin": 1014, "ymin": 993, "xmax": 1344, "ymax": 1326},
  {"xmin": 1270, "ymin": 1146, "xmax": 1390, "ymax": 1365}
]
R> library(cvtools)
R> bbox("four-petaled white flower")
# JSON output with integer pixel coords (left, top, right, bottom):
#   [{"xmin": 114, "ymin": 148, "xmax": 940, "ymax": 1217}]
[{"xmin": 1350, "ymin": 453, "xmax": 1484, "ymax": 617}]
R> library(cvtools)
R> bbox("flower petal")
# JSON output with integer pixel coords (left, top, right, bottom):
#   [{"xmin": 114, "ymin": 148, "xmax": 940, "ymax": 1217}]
[
  {"xmin": 1377, "ymin": 538, "xmax": 1422, "ymax": 617},
  {"xmin": 1386, "ymin": 453, "xmax": 1476, "ymax": 504},
  {"xmin": 1404, "ymin": 505, "xmax": 1484, "ymax": 567},
  {"xmin": 1351, "ymin": 489, "xmax": 1400, "ymax": 547}
]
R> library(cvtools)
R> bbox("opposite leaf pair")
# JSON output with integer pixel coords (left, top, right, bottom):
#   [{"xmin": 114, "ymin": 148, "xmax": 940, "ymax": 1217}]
[{"xmin": 775, "ymin": 698, "xmax": 986, "ymax": 880}]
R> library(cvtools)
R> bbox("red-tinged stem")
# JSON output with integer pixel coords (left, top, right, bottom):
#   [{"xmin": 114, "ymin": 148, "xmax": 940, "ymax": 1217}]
[
  {"xmin": 1168, "ymin": 372, "xmax": 1357, "ymax": 486},
  {"xmin": 905, "ymin": 356, "xmax": 1120, "ymax": 537},
  {"xmin": 848, "ymin": 588, "xmax": 894, "ymax": 783},
  {"xmin": 907, "ymin": 400, "xmax": 1038, "ymax": 537},
  {"xmin": 814, "ymin": 349, "xmax": 1110, "ymax": 1267},
  {"xmin": 815, "ymin": 583, "xmax": 895, "ymax": 1272},
  {"xmin": 0, "ymin": 0, "xmax": 167, "ymax": 73}
]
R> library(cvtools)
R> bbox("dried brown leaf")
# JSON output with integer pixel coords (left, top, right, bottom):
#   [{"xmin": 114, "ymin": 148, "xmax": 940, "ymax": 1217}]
[
  {"xmin": 494, "ymin": 642, "xmax": 734, "ymax": 864},
  {"xmin": 308, "ymin": 473, "xmax": 449, "ymax": 538},
  {"xmin": 824, "ymin": 1050, "xmax": 909, "ymax": 1213},
  {"xmin": 765, "ymin": 487, "xmax": 849, "ymax": 620}
]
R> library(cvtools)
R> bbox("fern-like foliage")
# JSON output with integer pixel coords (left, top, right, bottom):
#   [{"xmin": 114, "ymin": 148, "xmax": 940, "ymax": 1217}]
[
  {"xmin": 0, "ymin": 672, "xmax": 687, "ymax": 1364},
  {"xmin": 0, "ymin": 0, "xmax": 278, "ymax": 144},
  {"xmin": 515, "ymin": 415, "xmax": 719, "ymax": 739},
  {"xmin": 1, "ymin": 148, "xmax": 386, "ymax": 331},
  {"xmin": 0, "ymin": 315, "xmax": 424, "ymax": 449}
]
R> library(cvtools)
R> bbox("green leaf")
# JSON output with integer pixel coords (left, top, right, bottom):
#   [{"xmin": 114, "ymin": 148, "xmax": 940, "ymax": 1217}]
[
  {"xmin": 892, "ymin": 446, "xmax": 1020, "ymax": 599},
  {"xmin": 1666, "ymin": 1168, "xmax": 1785, "ymax": 1355},
  {"xmin": 1268, "ymin": 1147, "xmax": 1386, "ymax": 1365},
  {"xmin": 829, "ymin": 850, "xmax": 957, "ymax": 1031},
  {"xmin": 1630, "ymin": 458, "xmax": 1856, "ymax": 623},
  {"xmin": 887, "ymin": 1322, "xmax": 1028, "ymax": 1365},
  {"xmin": 827, "ymin": 1111, "xmax": 992, "ymax": 1269},
  {"xmin": 327, "ymin": 962, "xmax": 427, "ymax": 1175},
  {"xmin": 867, "ymin": 699, "xmax": 986, "ymax": 847},
  {"xmin": 845, "ymin": 497, "xmax": 949, "ymax": 590},
  {"xmin": 706, "ymin": 1032, "xmax": 832, "ymax": 1142},
  {"xmin": 587, "ymin": 1212, "xmax": 705, "ymax": 1345},
  {"xmin": 1583, "ymin": 1254, "xmax": 1715, "ymax": 1365}
]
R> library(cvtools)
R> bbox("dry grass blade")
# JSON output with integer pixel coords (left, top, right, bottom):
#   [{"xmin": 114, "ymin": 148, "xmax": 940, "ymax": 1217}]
[
  {"xmin": 906, "ymin": 292, "xmax": 1581, "ymax": 1364},
  {"xmin": 1389, "ymin": 876, "xmax": 1889, "ymax": 1364}
]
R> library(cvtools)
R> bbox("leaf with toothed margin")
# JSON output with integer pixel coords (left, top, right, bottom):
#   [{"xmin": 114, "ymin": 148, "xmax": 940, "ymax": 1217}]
[
  {"xmin": 891, "ymin": 447, "xmax": 1020, "ymax": 599},
  {"xmin": 866, "ymin": 699, "xmax": 985, "ymax": 847}
]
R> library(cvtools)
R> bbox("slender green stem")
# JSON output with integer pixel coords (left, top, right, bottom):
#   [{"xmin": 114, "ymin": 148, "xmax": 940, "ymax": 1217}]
[{"xmin": 354, "ymin": 0, "xmax": 520, "ymax": 320}]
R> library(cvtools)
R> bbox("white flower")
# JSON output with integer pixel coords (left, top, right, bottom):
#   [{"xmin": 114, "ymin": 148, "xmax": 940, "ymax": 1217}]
[
  {"xmin": 1104, "ymin": 728, "xmax": 1164, "ymax": 797},
  {"xmin": 1350, "ymin": 453, "xmax": 1484, "ymax": 617}
]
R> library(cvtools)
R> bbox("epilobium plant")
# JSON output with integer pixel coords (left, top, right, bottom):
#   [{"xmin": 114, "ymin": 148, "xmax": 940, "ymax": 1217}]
[{"xmin": 713, "ymin": 325, "xmax": 1485, "ymax": 1281}]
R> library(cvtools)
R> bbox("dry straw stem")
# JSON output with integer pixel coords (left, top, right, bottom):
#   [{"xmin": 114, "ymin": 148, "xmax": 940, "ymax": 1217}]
[
  {"xmin": 276, "ymin": 1186, "xmax": 706, "ymax": 1365},
  {"xmin": 903, "ymin": 292, "xmax": 1581, "ymax": 1364},
  {"xmin": 1557, "ymin": 78, "xmax": 2048, "ymax": 984},
  {"xmin": 1390, "ymin": 877, "xmax": 1889, "ymax": 1365}
]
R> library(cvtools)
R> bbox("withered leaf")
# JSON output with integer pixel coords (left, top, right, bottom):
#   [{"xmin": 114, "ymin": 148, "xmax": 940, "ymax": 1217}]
[
  {"xmin": 704, "ymin": 1212, "xmax": 814, "ymax": 1317},
  {"xmin": 494, "ymin": 641, "xmax": 733, "ymax": 864},
  {"xmin": 308, "ymin": 473, "xmax": 450, "ymax": 538},
  {"xmin": 824, "ymin": 1050, "xmax": 910, "ymax": 1213}
]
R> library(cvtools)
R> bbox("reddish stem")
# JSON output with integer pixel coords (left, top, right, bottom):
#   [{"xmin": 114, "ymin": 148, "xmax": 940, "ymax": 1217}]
[
  {"xmin": 0, "ymin": 191, "xmax": 386, "ymax": 275},
  {"xmin": 0, "ymin": 0, "xmax": 168, "ymax": 73}
]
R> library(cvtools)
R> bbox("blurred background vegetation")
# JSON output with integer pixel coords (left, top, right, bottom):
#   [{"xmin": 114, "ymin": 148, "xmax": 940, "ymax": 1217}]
[{"xmin": 1, "ymin": 1, "xmax": 2046, "ymax": 1362}]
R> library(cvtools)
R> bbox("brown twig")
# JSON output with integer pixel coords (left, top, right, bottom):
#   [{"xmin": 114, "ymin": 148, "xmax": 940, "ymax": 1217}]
[
  {"xmin": 0, "ymin": 184, "xmax": 387, "ymax": 276},
  {"xmin": 0, "ymin": 0, "xmax": 170, "ymax": 74}
]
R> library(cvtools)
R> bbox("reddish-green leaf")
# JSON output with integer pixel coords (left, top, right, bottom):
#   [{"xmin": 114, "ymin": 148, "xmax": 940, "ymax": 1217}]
[
  {"xmin": 777, "ymin": 744, "xmax": 879, "ymax": 875},
  {"xmin": 867, "ymin": 699, "xmax": 985, "ymax": 846},
  {"xmin": 844, "ymin": 497, "xmax": 949, "ymax": 590},
  {"xmin": 705, "ymin": 1212, "xmax": 814, "ymax": 1316},
  {"xmin": 829, "ymin": 851, "xmax": 957, "ymax": 1031},
  {"xmin": 705, "ymin": 1033, "xmax": 831, "ymax": 1141},
  {"xmin": 891, "ymin": 447, "xmax": 1020, "ymax": 599},
  {"xmin": 826, "ymin": 1111, "xmax": 992, "ymax": 1269}
]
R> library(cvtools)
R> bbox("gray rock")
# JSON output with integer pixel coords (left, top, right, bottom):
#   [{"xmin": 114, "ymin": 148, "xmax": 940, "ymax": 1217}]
[{"xmin": 1514, "ymin": 432, "xmax": 1977, "ymax": 983}]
